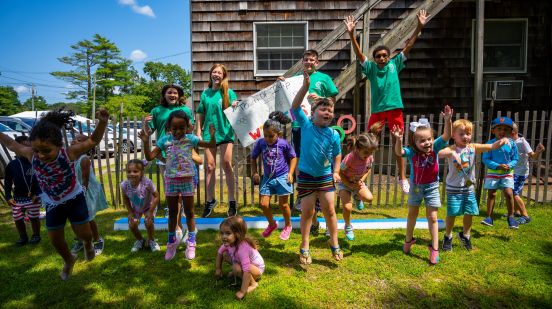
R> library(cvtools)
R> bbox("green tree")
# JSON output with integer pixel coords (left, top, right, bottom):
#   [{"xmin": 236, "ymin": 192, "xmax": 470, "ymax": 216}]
[
  {"xmin": 22, "ymin": 95, "xmax": 48, "ymax": 111},
  {"xmin": 51, "ymin": 34, "xmax": 136, "ymax": 117},
  {"xmin": 101, "ymin": 95, "xmax": 148, "ymax": 119},
  {"xmin": 0, "ymin": 86, "xmax": 22, "ymax": 115}
]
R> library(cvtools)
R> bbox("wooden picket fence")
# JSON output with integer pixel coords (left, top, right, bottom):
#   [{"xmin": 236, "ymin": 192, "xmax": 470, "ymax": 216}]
[{"xmin": 1, "ymin": 110, "xmax": 551, "ymax": 210}]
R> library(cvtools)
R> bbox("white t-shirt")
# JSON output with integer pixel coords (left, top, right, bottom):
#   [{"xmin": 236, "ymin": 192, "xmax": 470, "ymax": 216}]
[
  {"xmin": 514, "ymin": 137, "xmax": 533, "ymax": 176},
  {"xmin": 445, "ymin": 145, "xmax": 476, "ymax": 189}
]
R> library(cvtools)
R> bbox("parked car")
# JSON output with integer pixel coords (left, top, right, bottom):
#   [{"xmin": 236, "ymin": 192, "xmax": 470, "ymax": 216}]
[
  {"xmin": 0, "ymin": 116, "xmax": 32, "ymax": 135},
  {"xmin": 0, "ymin": 123, "xmax": 26, "ymax": 178}
]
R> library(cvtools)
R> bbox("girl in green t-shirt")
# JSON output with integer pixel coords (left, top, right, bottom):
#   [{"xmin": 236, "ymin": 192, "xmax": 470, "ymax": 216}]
[{"xmin": 195, "ymin": 64, "xmax": 238, "ymax": 218}]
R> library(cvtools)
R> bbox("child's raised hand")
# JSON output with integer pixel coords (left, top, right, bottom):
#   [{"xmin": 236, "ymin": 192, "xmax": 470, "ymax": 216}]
[
  {"xmin": 138, "ymin": 129, "xmax": 150, "ymax": 142},
  {"xmin": 344, "ymin": 15, "xmax": 357, "ymax": 33},
  {"xmin": 208, "ymin": 124, "xmax": 216, "ymax": 138},
  {"xmin": 302, "ymin": 70, "xmax": 310, "ymax": 87},
  {"xmin": 441, "ymin": 105, "xmax": 453, "ymax": 121},
  {"xmin": 391, "ymin": 125, "xmax": 403, "ymax": 139},
  {"xmin": 417, "ymin": 9, "xmax": 429, "ymax": 27},
  {"xmin": 307, "ymin": 93, "xmax": 320, "ymax": 103},
  {"xmin": 96, "ymin": 108, "xmax": 110, "ymax": 122},
  {"xmin": 536, "ymin": 143, "xmax": 545, "ymax": 154},
  {"xmin": 492, "ymin": 138, "xmax": 509, "ymax": 149}
]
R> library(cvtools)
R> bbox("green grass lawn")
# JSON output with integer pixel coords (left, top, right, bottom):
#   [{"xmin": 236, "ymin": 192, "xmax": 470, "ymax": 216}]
[{"xmin": 1, "ymin": 202, "xmax": 551, "ymax": 308}]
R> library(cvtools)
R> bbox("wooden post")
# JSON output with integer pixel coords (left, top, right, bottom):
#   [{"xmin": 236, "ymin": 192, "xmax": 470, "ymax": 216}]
[
  {"xmin": 362, "ymin": 9, "xmax": 371, "ymax": 122},
  {"xmin": 473, "ymin": 0, "xmax": 485, "ymax": 142},
  {"xmin": 104, "ymin": 128, "xmax": 115, "ymax": 207}
]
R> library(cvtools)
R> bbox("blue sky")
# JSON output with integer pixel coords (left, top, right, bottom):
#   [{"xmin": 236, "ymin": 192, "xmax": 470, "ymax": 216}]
[{"xmin": 0, "ymin": 0, "xmax": 190, "ymax": 105}]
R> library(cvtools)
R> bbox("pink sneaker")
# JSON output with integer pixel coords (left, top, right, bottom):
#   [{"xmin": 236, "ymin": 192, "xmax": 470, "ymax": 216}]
[
  {"xmin": 165, "ymin": 242, "xmax": 178, "ymax": 261},
  {"xmin": 262, "ymin": 223, "xmax": 278, "ymax": 238},
  {"xmin": 279, "ymin": 225, "xmax": 292, "ymax": 240},
  {"xmin": 398, "ymin": 178, "xmax": 410, "ymax": 194},
  {"xmin": 185, "ymin": 240, "xmax": 196, "ymax": 260},
  {"xmin": 428, "ymin": 245, "xmax": 440, "ymax": 265},
  {"xmin": 403, "ymin": 237, "xmax": 416, "ymax": 254}
]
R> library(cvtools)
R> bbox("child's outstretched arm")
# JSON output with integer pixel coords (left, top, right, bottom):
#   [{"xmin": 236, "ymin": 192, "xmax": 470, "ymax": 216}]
[
  {"xmin": 440, "ymin": 105, "xmax": 453, "ymax": 141},
  {"xmin": 344, "ymin": 15, "xmax": 366, "ymax": 62},
  {"xmin": 529, "ymin": 143, "xmax": 545, "ymax": 159},
  {"xmin": 197, "ymin": 124, "xmax": 216, "ymax": 148},
  {"xmin": 291, "ymin": 71, "xmax": 310, "ymax": 111},
  {"xmin": 391, "ymin": 125, "xmax": 405, "ymax": 157},
  {"xmin": 473, "ymin": 138, "xmax": 509, "ymax": 154},
  {"xmin": 68, "ymin": 109, "xmax": 110, "ymax": 160},
  {"xmin": 402, "ymin": 9, "xmax": 429, "ymax": 56},
  {"xmin": 138, "ymin": 129, "xmax": 162, "ymax": 161},
  {"xmin": 0, "ymin": 134, "xmax": 32, "ymax": 161}
]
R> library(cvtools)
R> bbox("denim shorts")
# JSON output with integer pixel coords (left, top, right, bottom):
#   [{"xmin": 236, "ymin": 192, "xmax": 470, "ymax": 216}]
[
  {"xmin": 260, "ymin": 174, "xmax": 293, "ymax": 196},
  {"xmin": 337, "ymin": 181, "xmax": 367, "ymax": 194},
  {"xmin": 446, "ymin": 187, "xmax": 479, "ymax": 216},
  {"xmin": 513, "ymin": 174, "xmax": 528, "ymax": 196},
  {"xmin": 484, "ymin": 177, "xmax": 514, "ymax": 190},
  {"xmin": 408, "ymin": 180, "xmax": 441, "ymax": 208},
  {"xmin": 46, "ymin": 193, "xmax": 90, "ymax": 230}
]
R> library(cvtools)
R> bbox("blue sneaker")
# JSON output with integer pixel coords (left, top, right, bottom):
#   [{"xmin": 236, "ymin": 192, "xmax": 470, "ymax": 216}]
[
  {"xmin": 508, "ymin": 216, "xmax": 519, "ymax": 229},
  {"xmin": 344, "ymin": 225, "xmax": 355, "ymax": 241},
  {"xmin": 356, "ymin": 200, "xmax": 365, "ymax": 210},
  {"xmin": 517, "ymin": 216, "xmax": 531, "ymax": 224},
  {"xmin": 480, "ymin": 217, "xmax": 494, "ymax": 227}
]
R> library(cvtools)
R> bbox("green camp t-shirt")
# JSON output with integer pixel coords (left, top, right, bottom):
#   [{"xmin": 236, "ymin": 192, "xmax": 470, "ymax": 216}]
[
  {"xmin": 292, "ymin": 70, "xmax": 339, "ymax": 128},
  {"xmin": 148, "ymin": 104, "xmax": 194, "ymax": 157},
  {"xmin": 360, "ymin": 52, "xmax": 406, "ymax": 113},
  {"xmin": 196, "ymin": 87, "xmax": 237, "ymax": 143}
]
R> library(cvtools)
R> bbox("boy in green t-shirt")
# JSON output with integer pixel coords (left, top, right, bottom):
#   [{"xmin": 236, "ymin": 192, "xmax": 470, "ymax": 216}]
[
  {"xmin": 278, "ymin": 49, "xmax": 338, "ymax": 236},
  {"xmin": 345, "ymin": 9, "xmax": 429, "ymax": 194}
]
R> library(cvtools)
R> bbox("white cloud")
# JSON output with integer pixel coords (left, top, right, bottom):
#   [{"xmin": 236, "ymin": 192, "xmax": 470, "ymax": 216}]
[
  {"xmin": 118, "ymin": 0, "xmax": 156, "ymax": 18},
  {"xmin": 14, "ymin": 85, "xmax": 29, "ymax": 94},
  {"xmin": 130, "ymin": 49, "xmax": 148, "ymax": 62}
]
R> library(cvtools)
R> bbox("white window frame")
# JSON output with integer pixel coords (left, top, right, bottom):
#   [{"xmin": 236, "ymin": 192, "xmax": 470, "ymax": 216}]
[
  {"xmin": 471, "ymin": 18, "xmax": 528, "ymax": 74},
  {"xmin": 253, "ymin": 21, "xmax": 308, "ymax": 77}
]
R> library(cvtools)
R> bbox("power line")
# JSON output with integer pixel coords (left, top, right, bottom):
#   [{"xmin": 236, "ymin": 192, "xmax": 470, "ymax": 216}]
[{"xmin": 0, "ymin": 75, "xmax": 68, "ymax": 89}]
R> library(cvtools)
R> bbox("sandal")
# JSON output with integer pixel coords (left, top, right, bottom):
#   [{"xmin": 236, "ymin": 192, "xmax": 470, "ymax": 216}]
[
  {"xmin": 299, "ymin": 248, "xmax": 312, "ymax": 265},
  {"xmin": 330, "ymin": 246, "xmax": 343, "ymax": 261}
]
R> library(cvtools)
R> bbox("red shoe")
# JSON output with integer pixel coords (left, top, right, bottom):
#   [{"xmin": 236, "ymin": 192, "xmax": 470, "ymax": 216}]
[{"xmin": 262, "ymin": 223, "xmax": 278, "ymax": 238}]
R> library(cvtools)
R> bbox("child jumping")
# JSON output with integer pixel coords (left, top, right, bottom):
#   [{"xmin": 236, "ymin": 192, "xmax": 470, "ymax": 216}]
[
  {"xmin": 292, "ymin": 71, "xmax": 342, "ymax": 265},
  {"xmin": 345, "ymin": 9, "xmax": 429, "ymax": 194},
  {"xmin": 4, "ymin": 136, "xmax": 42, "ymax": 246},
  {"xmin": 392, "ymin": 105, "xmax": 452, "ymax": 265},
  {"xmin": 338, "ymin": 127, "xmax": 380, "ymax": 241},
  {"xmin": 481, "ymin": 117, "xmax": 520, "ymax": 229},
  {"xmin": 438, "ymin": 119, "xmax": 508, "ymax": 251},
  {"xmin": 140, "ymin": 110, "xmax": 215, "ymax": 261},
  {"xmin": 71, "ymin": 134, "xmax": 109, "ymax": 256},
  {"xmin": 251, "ymin": 111, "xmax": 297, "ymax": 241},
  {"xmin": 121, "ymin": 159, "xmax": 161, "ymax": 253},
  {"xmin": 511, "ymin": 122, "xmax": 544, "ymax": 224},
  {"xmin": 215, "ymin": 216, "xmax": 265, "ymax": 300},
  {"xmin": 0, "ymin": 109, "xmax": 110, "ymax": 280}
]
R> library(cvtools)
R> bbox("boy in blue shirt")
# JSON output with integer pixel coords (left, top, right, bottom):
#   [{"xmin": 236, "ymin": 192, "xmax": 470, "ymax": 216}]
[{"xmin": 481, "ymin": 117, "xmax": 519, "ymax": 229}]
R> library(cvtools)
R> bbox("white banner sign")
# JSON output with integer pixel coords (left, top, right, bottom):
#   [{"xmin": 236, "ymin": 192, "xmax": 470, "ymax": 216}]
[{"xmin": 224, "ymin": 75, "xmax": 310, "ymax": 147}]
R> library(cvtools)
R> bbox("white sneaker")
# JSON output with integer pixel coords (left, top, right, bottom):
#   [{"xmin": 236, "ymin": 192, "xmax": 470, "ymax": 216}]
[
  {"xmin": 149, "ymin": 240, "xmax": 160, "ymax": 252},
  {"xmin": 398, "ymin": 178, "xmax": 410, "ymax": 194},
  {"xmin": 131, "ymin": 239, "xmax": 145, "ymax": 253},
  {"xmin": 175, "ymin": 229, "xmax": 183, "ymax": 245}
]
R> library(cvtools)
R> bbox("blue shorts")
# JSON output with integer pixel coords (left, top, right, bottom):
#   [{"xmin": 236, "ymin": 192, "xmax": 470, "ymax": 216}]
[
  {"xmin": 446, "ymin": 187, "xmax": 479, "ymax": 216},
  {"xmin": 260, "ymin": 174, "xmax": 293, "ymax": 196},
  {"xmin": 46, "ymin": 193, "xmax": 90, "ymax": 230},
  {"xmin": 513, "ymin": 174, "xmax": 528, "ymax": 196},
  {"xmin": 484, "ymin": 177, "xmax": 514, "ymax": 190},
  {"xmin": 408, "ymin": 181, "xmax": 441, "ymax": 208}
]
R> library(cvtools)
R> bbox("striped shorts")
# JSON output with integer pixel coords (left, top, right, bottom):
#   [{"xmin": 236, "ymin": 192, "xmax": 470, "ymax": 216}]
[
  {"xmin": 164, "ymin": 177, "xmax": 194, "ymax": 197},
  {"xmin": 11, "ymin": 197, "xmax": 41, "ymax": 221},
  {"xmin": 297, "ymin": 172, "xmax": 335, "ymax": 198}
]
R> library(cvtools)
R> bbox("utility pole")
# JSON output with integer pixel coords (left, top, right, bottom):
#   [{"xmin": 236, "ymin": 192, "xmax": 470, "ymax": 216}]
[{"xmin": 31, "ymin": 84, "xmax": 36, "ymax": 111}]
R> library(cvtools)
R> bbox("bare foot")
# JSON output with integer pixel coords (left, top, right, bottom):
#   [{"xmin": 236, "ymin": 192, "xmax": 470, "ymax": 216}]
[
  {"xmin": 247, "ymin": 281, "xmax": 258, "ymax": 293},
  {"xmin": 60, "ymin": 254, "xmax": 77, "ymax": 281}
]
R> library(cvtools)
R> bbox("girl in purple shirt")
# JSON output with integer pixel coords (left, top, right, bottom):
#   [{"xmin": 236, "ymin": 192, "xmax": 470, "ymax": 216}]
[{"xmin": 251, "ymin": 111, "xmax": 297, "ymax": 241}]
